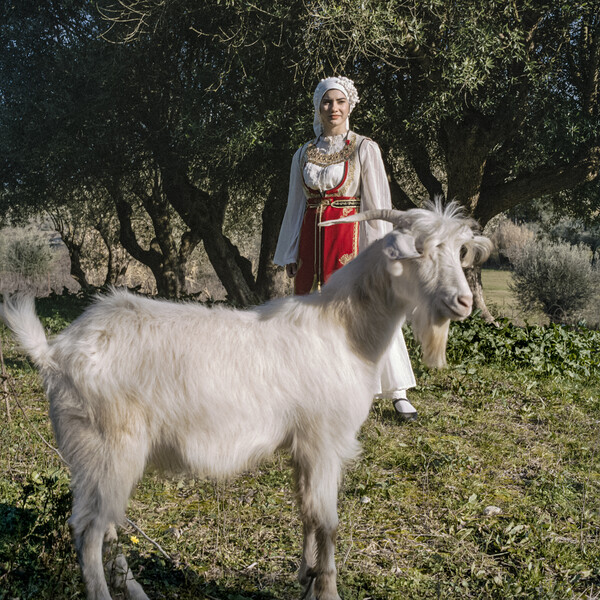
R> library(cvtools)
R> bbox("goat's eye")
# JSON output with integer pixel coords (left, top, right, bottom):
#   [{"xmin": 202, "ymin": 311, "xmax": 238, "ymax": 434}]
[{"xmin": 460, "ymin": 246, "xmax": 467, "ymax": 261}]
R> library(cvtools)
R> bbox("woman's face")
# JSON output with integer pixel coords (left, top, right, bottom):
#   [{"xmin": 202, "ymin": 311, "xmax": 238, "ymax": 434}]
[{"xmin": 319, "ymin": 89, "xmax": 350, "ymax": 135}]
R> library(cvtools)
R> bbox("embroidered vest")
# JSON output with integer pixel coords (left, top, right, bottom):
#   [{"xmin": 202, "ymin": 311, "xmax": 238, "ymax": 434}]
[{"xmin": 300, "ymin": 132, "xmax": 365, "ymax": 205}]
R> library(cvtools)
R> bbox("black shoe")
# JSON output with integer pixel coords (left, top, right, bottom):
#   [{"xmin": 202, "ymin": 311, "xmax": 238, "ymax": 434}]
[{"xmin": 393, "ymin": 398, "xmax": 418, "ymax": 421}]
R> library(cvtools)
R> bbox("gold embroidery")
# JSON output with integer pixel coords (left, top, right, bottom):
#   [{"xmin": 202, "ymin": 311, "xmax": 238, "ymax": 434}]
[
  {"xmin": 305, "ymin": 136, "xmax": 357, "ymax": 166},
  {"xmin": 340, "ymin": 145, "xmax": 356, "ymax": 196},
  {"xmin": 306, "ymin": 199, "xmax": 360, "ymax": 209},
  {"xmin": 339, "ymin": 253, "xmax": 355, "ymax": 266}
]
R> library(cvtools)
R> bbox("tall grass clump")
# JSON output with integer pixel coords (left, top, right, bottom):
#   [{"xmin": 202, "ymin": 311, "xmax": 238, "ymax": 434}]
[
  {"xmin": 1, "ymin": 230, "xmax": 54, "ymax": 280},
  {"xmin": 509, "ymin": 237, "xmax": 599, "ymax": 324},
  {"xmin": 486, "ymin": 216, "xmax": 534, "ymax": 268}
]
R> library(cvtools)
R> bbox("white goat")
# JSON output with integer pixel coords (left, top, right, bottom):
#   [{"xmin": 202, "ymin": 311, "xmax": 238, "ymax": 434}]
[{"xmin": 0, "ymin": 202, "xmax": 491, "ymax": 600}]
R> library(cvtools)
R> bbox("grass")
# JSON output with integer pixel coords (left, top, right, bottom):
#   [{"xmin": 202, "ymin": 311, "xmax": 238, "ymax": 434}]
[
  {"xmin": 481, "ymin": 269, "xmax": 515, "ymax": 310},
  {"xmin": 481, "ymin": 269, "xmax": 547, "ymax": 325},
  {"xmin": 0, "ymin": 296, "xmax": 599, "ymax": 599}
]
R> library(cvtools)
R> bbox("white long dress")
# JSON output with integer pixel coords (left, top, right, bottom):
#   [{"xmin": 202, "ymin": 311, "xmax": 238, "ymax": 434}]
[{"xmin": 274, "ymin": 132, "xmax": 416, "ymax": 396}]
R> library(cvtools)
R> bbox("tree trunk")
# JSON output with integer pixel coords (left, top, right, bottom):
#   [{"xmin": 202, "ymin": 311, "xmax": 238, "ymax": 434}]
[
  {"xmin": 475, "ymin": 147, "xmax": 600, "ymax": 225},
  {"xmin": 114, "ymin": 198, "xmax": 184, "ymax": 298},
  {"xmin": 160, "ymin": 164, "xmax": 261, "ymax": 306},
  {"xmin": 63, "ymin": 240, "xmax": 93, "ymax": 290},
  {"xmin": 441, "ymin": 113, "xmax": 500, "ymax": 211},
  {"xmin": 103, "ymin": 246, "xmax": 129, "ymax": 288},
  {"xmin": 151, "ymin": 239, "xmax": 187, "ymax": 298},
  {"xmin": 439, "ymin": 114, "xmax": 501, "ymax": 318},
  {"xmin": 142, "ymin": 187, "xmax": 190, "ymax": 298},
  {"xmin": 198, "ymin": 230, "xmax": 258, "ymax": 306},
  {"xmin": 464, "ymin": 266, "xmax": 495, "ymax": 323},
  {"xmin": 95, "ymin": 223, "xmax": 130, "ymax": 288},
  {"xmin": 49, "ymin": 215, "xmax": 94, "ymax": 291},
  {"xmin": 152, "ymin": 253, "xmax": 185, "ymax": 297},
  {"xmin": 255, "ymin": 176, "xmax": 289, "ymax": 299}
]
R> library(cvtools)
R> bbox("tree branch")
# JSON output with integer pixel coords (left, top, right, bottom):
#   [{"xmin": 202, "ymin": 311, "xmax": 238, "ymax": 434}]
[
  {"xmin": 476, "ymin": 147, "xmax": 600, "ymax": 224},
  {"xmin": 114, "ymin": 198, "xmax": 162, "ymax": 268},
  {"xmin": 378, "ymin": 149, "xmax": 418, "ymax": 210},
  {"xmin": 159, "ymin": 164, "xmax": 260, "ymax": 305},
  {"xmin": 404, "ymin": 142, "xmax": 445, "ymax": 201},
  {"xmin": 179, "ymin": 230, "xmax": 201, "ymax": 264},
  {"xmin": 582, "ymin": 21, "xmax": 600, "ymax": 118}
]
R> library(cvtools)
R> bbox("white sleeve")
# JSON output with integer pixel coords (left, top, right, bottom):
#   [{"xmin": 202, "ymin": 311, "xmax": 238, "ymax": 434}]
[
  {"xmin": 360, "ymin": 140, "xmax": 416, "ymax": 392},
  {"xmin": 359, "ymin": 139, "xmax": 393, "ymax": 250},
  {"xmin": 273, "ymin": 147, "xmax": 306, "ymax": 266}
]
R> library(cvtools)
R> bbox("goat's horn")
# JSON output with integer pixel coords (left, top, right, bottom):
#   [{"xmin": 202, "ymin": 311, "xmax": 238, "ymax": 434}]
[{"xmin": 320, "ymin": 209, "xmax": 406, "ymax": 227}]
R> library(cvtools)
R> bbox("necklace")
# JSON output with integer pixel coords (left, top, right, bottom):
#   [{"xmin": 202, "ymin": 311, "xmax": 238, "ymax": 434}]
[{"xmin": 305, "ymin": 134, "xmax": 356, "ymax": 167}]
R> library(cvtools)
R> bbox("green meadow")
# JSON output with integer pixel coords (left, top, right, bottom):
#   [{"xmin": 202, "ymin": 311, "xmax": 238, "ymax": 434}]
[{"xmin": 0, "ymin": 290, "xmax": 598, "ymax": 599}]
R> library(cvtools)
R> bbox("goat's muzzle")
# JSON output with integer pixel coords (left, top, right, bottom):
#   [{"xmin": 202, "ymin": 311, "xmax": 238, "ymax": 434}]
[{"xmin": 442, "ymin": 293, "xmax": 473, "ymax": 320}]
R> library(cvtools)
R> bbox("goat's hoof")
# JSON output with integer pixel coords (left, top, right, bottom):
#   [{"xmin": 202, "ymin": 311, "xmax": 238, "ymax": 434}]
[
  {"xmin": 299, "ymin": 572, "xmax": 316, "ymax": 600},
  {"xmin": 104, "ymin": 523, "xmax": 118, "ymax": 544},
  {"xmin": 106, "ymin": 554, "xmax": 150, "ymax": 600}
]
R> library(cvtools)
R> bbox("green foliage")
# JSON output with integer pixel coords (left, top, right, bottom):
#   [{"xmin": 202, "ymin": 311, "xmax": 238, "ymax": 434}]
[
  {"xmin": 508, "ymin": 200, "xmax": 600, "ymax": 262},
  {"xmin": 35, "ymin": 291, "xmax": 92, "ymax": 333},
  {"xmin": 302, "ymin": 1, "xmax": 599, "ymax": 151},
  {"xmin": 436, "ymin": 312, "xmax": 600, "ymax": 380},
  {"xmin": 2, "ymin": 0, "xmax": 599, "ymax": 304},
  {"xmin": 509, "ymin": 238, "xmax": 598, "ymax": 323},
  {"xmin": 18, "ymin": 469, "xmax": 72, "ymax": 533},
  {"xmin": 0, "ymin": 468, "xmax": 77, "ymax": 597}
]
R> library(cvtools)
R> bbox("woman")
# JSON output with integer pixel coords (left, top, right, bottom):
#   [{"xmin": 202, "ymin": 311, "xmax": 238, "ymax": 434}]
[{"xmin": 274, "ymin": 76, "xmax": 417, "ymax": 420}]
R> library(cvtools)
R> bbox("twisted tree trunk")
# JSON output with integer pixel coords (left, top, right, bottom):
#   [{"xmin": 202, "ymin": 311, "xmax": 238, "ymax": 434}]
[{"xmin": 160, "ymin": 163, "xmax": 261, "ymax": 306}]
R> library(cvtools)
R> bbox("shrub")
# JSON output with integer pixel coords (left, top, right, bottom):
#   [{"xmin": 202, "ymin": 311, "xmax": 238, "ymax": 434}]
[
  {"xmin": 442, "ymin": 312, "xmax": 600, "ymax": 379},
  {"xmin": 489, "ymin": 217, "xmax": 534, "ymax": 265},
  {"xmin": 405, "ymin": 311, "xmax": 599, "ymax": 379},
  {"xmin": 1, "ymin": 231, "xmax": 54, "ymax": 278},
  {"xmin": 509, "ymin": 237, "xmax": 598, "ymax": 323}
]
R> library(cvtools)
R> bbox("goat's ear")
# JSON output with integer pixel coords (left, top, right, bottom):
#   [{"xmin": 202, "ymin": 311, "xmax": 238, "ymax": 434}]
[
  {"xmin": 384, "ymin": 231, "xmax": 422, "ymax": 276},
  {"xmin": 461, "ymin": 235, "xmax": 494, "ymax": 267},
  {"xmin": 384, "ymin": 231, "xmax": 421, "ymax": 260}
]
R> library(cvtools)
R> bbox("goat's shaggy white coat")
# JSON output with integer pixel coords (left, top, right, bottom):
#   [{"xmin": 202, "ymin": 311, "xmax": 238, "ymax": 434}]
[{"xmin": 0, "ymin": 203, "xmax": 491, "ymax": 600}]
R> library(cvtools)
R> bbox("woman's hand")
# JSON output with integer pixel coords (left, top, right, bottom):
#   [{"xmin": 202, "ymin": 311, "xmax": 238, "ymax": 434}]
[{"xmin": 285, "ymin": 263, "xmax": 298, "ymax": 278}]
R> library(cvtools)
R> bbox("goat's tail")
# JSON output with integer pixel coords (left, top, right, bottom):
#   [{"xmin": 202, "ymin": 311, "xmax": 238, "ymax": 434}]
[{"xmin": 0, "ymin": 296, "xmax": 52, "ymax": 369}]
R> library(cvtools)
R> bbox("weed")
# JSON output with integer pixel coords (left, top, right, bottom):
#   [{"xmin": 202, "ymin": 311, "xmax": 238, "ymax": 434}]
[{"xmin": 406, "ymin": 311, "xmax": 600, "ymax": 380}]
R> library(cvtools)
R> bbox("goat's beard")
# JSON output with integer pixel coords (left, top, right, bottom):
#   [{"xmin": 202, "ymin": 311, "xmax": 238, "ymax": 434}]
[{"xmin": 410, "ymin": 308, "xmax": 451, "ymax": 368}]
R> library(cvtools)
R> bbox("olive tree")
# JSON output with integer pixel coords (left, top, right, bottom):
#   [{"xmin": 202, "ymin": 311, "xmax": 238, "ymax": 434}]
[
  {"xmin": 4, "ymin": 0, "xmax": 599, "ymax": 309},
  {"xmin": 0, "ymin": 1, "xmax": 201, "ymax": 297},
  {"xmin": 98, "ymin": 0, "xmax": 600, "ymax": 313}
]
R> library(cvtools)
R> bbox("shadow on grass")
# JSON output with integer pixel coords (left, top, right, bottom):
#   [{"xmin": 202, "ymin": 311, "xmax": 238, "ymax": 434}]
[
  {"xmin": 126, "ymin": 550, "xmax": 286, "ymax": 600},
  {"xmin": 0, "ymin": 501, "xmax": 82, "ymax": 598},
  {"xmin": 0, "ymin": 502, "xmax": 285, "ymax": 599},
  {"xmin": 3, "ymin": 355, "xmax": 35, "ymax": 372}
]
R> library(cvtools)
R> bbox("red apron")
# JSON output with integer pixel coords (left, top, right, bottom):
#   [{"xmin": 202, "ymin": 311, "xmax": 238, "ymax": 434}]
[{"xmin": 295, "ymin": 160, "xmax": 360, "ymax": 295}]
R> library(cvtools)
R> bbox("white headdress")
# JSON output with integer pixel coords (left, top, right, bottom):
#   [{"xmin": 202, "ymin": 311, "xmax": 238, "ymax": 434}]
[{"xmin": 312, "ymin": 76, "xmax": 360, "ymax": 137}]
